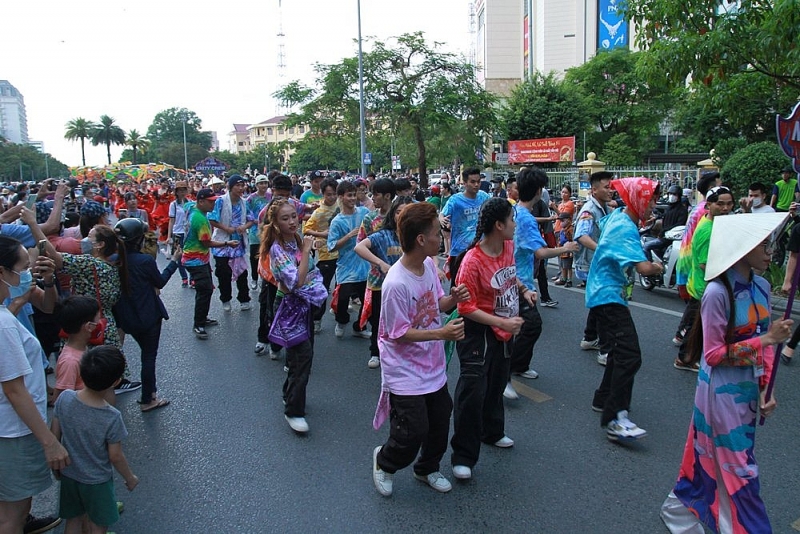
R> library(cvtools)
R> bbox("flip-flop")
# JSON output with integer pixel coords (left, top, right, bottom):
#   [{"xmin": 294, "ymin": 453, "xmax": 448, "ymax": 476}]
[
  {"xmin": 781, "ymin": 353, "xmax": 793, "ymax": 365},
  {"xmin": 140, "ymin": 398, "xmax": 170, "ymax": 412}
]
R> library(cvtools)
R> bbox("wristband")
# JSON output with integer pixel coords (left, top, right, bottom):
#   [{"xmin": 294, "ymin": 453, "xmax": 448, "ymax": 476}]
[{"xmin": 42, "ymin": 279, "xmax": 56, "ymax": 288}]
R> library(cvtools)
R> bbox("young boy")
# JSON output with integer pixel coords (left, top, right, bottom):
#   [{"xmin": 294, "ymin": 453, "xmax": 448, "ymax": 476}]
[
  {"xmin": 52, "ymin": 345, "xmax": 138, "ymax": 533},
  {"xmin": 372, "ymin": 202, "xmax": 469, "ymax": 497},
  {"xmin": 327, "ymin": 181, "xmax": 370, "ymax": 338},
  {"xmin": 50, "ymin": 296, "xmax": 100, "ymax": 406}
]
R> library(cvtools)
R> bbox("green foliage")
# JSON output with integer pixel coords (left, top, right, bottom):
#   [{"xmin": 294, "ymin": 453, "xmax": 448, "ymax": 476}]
[
  {"xmin": 0, "ymin": 142, "xmax": 69, "ymax": 181},
  {"xmin": 274, "ymin": 32, "xmax": 496, "ymax": 183},
  {"xmin": 90, "ymin": 115, "xmax": 126, "ymax": 165},
  {"xmin": 125, "ymin": 130, "xmax": 150, "ymax": 165},
  {"xmin": 720, "ymin": 141, "xmax": 790, "ymax": 196},
  {"xmin": 145, "ymin": 108, "xmax": 212, "ymax": 154},
  {"xmin": 500, "ymin": 72, "xmax": 589, "ymax": 142},
  {"xmin": 712, "ymin": 138, "xmax": 748, "ymax": 168},
  {"xmin": 600, "ymin": 133, "xmax": 641, "ymax": 166},
  {"xmin": 64, "ymin": 117, "xmax": 97, "ymax": 166},
  {"xmin": 157, "ymin": 142, "xmax": 209, "ymax": 169},
  {"xmin": 564, "ymin": 49, "xmax": 671, "ymax": 160}
]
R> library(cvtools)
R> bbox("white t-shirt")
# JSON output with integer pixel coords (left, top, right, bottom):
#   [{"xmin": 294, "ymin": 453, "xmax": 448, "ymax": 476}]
[
  {"xmin": 0, "ymin": 306, "xmax": 47, "ymax": 438},
  {"xmin": 378, "ymin": 257, "xmax": 446, "ymax": 396},
  {"xmin": 169, "ymin": 199, "xmax": 190, "ymax": 235}
]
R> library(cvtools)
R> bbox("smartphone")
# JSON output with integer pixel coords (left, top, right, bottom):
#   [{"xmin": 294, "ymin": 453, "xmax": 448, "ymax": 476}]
[
  {"xmin": 25, "ymin": 194, "xmax": 37, "ymax": 210},
  {"xmin": 38, "ymin": 239, "xmax": 47, "ymax": 255}
]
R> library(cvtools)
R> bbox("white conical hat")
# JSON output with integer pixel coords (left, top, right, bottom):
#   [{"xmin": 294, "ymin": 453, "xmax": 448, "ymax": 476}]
[{"xmin": 705, "ymin": 212, "xmax": 789, "ymax": 281}]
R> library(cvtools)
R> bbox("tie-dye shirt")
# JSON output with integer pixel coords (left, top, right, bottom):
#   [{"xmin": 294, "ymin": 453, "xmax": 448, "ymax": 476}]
[{"xmin": 676, "ymin": 200, "xmax": 706, "ymax": 287}]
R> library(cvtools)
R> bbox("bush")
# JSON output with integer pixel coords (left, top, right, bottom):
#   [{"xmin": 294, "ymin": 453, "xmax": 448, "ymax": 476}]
[{"xmin": 720, "ymin": 141, "xmax": 791, "ymax": 197}]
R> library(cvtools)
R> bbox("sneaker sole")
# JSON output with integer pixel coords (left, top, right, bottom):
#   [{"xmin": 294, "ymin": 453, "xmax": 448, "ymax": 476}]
[
  {"xmin": 591, "ymin": 405, "xmax": 603, "ymax": 413},
  {"xmin": 373, "ymin": 446, "xmax": 392, "ymax": 496},
  {"xmin": 607, "ymin": 431, "xmax": 647, "ymax": 442},
  {"xmin": 673, "ymin": 362, "xmax": 699, "ymax": 372}
]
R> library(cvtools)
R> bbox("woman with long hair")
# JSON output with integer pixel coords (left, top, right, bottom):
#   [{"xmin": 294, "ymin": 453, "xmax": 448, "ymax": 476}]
[
  {"xmin": 262, "ymin": 198, "xmax": 327, "ymax": 434},
  {"xmin": 449, "ymin": 198, "xmax": 532, "ymax": 480},
  {"xmin": 0, "ymin": 235, "xmax": 70, "ymax": 532},
  {"xmin": 661, "ymin": 213, "xmax": 791, "ymax": 533}
]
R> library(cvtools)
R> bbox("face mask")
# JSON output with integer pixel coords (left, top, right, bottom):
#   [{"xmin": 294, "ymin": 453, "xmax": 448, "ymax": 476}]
[
  {"xmin": 3, "ymin": 268, "xmax": 33, "ymax": 299},
  {"xmin": 80, "ymin": 237, "xmax": 94, "ymax": 254},
  {"xmin": 752, "ymin": 197, "xmax": 763, "ymax": 208},
  {"xmin": 668, "ymin": 194, "xmax": 679, "ymax": 204}
]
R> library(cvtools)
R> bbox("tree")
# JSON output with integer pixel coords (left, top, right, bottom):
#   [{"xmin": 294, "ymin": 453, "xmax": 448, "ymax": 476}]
[
  {"xmin": 499, "ymin": 72, "xmax": 589, "ymax": 144},
  {"xmin": 146, "ymin": 108, "xmax": 212, "ymax": 151},
  {"xmin": 564, "ymin": 49, "xmax": 672, "ymax": 160},
  {"xmin": 157, "ymin": 142, "xmax": 208, "ymax": 170},
  {"xmin": 720, "ymin": 141, "xmax": 790, "ymax": 196},
  {"xmin": 275, "ymin": 32, "xmax": 497, "ymax": 184},
  {"xmin": 90, "ymin": 115, "xmax": 126, "ymax": 165},
  {"xmin": 64, "ymin": 117, "xmax": 97, "ymax": 166},
  {"xmin": 125, "ymin": 129, "xmax": 150, "ymax": 164},
  {"xmin": 0, "ymin": 142, "xmax": 68, "ymax": 181}
]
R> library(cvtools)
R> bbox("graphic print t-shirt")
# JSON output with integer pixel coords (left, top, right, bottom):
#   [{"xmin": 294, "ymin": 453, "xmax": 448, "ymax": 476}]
[
  {"xmin": 441, "ymin": 191, "xmax": 490, "ymax": 257},
  {"xmin": 456, "ymin": 240, "xmax": 518, "ymax": 342}
]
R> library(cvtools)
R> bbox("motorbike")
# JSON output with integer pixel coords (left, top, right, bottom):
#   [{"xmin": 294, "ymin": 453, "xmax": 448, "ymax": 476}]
[{"xmin": 639, "ymin": 222, "xmax": 685, "ymax": 291}]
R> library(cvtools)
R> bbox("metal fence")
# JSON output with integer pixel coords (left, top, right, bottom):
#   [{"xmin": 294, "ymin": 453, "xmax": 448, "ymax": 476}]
[{"xmin": 544, "ymin": 166, "xmax": 700, "ymax": 195}]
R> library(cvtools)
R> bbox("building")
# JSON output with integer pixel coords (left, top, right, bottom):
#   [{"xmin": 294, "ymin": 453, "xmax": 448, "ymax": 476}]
[
  {"xmin": 28, "ymin": 140, "xmax": 44, "ymax": 153},
  {"xmin": 226, "ymin": 116, "xmax": 311, "ymax": 168},
  {"xmin": 0, "ymin": 80, "xmax": 29, "ymax": 144},
  {"xmin": 228, "ymin": 124, "xmax": 251, "ymax": 154},
  {"xmin": 474, "ymin": 0, "xmax": 632, "ymax": 96}
]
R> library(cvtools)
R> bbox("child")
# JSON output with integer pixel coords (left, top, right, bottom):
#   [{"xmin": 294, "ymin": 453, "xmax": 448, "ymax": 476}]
[
  {"xmin": 450, "ymin": 198, "xmax": 531, "ymax": 480},
  {"xmin": 327, "ymin": 181, "xmax": 370, "ymax": 339},
  {"xmin": 371, "ymin": 202, "xmax": 469, "ymax": 497},
  {"xmin": 264, "ymin": 199, "xmax": 328, "ymax": 434},
  {"xmin": 555, "ymin": 212, "xmax": 574, "ymax": 287},
  {"xmin": 51, "ymin": 346, "xmax": 138, "ymax": 533},
  {"xmin": 354, "ymin": 196, "xmax": 414, "ymax": 369},
  {"xmin": 50, "ymin": 296, "xmax": 100, "ymax": 406}
]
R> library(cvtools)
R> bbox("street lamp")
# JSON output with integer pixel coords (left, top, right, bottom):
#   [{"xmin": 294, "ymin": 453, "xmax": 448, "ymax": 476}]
[
  {"xmin": 357, "ymin": 0, "xmax": 367, "ymax": 178},
  {"xmin": 181, "ymin": 112, "xmax": 189, "ymax": 171}
]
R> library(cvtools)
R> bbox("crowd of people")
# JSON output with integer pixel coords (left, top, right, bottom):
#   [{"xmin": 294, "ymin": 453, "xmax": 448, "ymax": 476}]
[{"xmin": 0, "ymin": 162, "xmax": 796, "ymax": 533}]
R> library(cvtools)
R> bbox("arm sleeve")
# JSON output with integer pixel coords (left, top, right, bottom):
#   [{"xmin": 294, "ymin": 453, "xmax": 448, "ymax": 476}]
[
  {"xmin": 701, "ymin": 283, "xmax": 766, "ymax": 372},
  {"xmin": 455, "ymin": 252, "xmax": 480, "ymax": 316},
  {"xmin": 0, "ymin": 325, "xmax": 32, "ymax": 383},
  {"xmin": 270, "ymin": 243, "xmax": 300, "ymax": 291},
  {"xmin": 207, "ymin": 198, "xmax": 223, "ymax": 222},
  {"xmin": 327, "ymin": 218, "xmax": 343, "ymax": 251},
  {"xmin": 106, "ymin": 411, "xmax": 129, "ymax": 445},
  {"xmin": 380, "ymin": 281, "xmax": 413, "ymax": 340}
]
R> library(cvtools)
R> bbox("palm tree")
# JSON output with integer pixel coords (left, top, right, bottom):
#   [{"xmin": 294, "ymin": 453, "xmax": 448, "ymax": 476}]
[
  {"xmin": 64, "ymin": 117, "xmax": 97, "ymax": 166},
  {"xmin": 90, "ymin": 115, "xmax": 126, "ymax": 164},
  {"xmin": 125, "ymin": 129, "xmax": 150, "ymax": 164}
]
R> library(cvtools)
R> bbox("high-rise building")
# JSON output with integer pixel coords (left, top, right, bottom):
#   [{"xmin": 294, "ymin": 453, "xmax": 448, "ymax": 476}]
[
  {"xmin": 0, "ymin": 80, "xmax": 29, "ymax": 144},
  {"xmin": 473, "ymin": 0, "xmax": 631, "ymax": 96}
]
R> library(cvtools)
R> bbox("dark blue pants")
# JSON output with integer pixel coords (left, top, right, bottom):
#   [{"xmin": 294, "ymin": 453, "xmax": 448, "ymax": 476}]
[
  {"xmin": 128, "ymin": 320, "xmax": 162, "ymax": 404},
  {"xmin": 186, "ymin": 264, "xmax": 213, "ymax": 329}
]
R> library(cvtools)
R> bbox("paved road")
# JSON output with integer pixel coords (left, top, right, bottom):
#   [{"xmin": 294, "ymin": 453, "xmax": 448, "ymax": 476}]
[{"xmin": 34, "ymin": 263, "xmax": 800, "ymax": 533}]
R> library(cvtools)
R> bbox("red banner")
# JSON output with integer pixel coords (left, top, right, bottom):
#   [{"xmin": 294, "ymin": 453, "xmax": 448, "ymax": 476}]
[{"xmin": 508, "ymin": 137, "xmax": 576, "ymax": 164}]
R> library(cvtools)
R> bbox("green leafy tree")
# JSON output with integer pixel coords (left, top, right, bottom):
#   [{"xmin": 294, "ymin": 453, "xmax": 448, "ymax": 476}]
[
  {"xmin": 64, "ymin": 117, "xmax": 97, "ymax": 166},
  {"xmin": 600, "ymin": 133, "xmax": 641, "ymax": 166},
  {"xmin": 146, "ymin": 108, "xmax": 212, "ymax": 152},
  {"xmin": 275, "ymin": 32, "xmax": 497, "ymax": 184},
  {"xmin": 0, "ymin": 143, "xmax": 68, "ymax": 181},
  {"xmin": 125, "ymin": 129, "xmax": 150, "ymax": 164},
  {"xmin": 158, "ymin": 142, "xmax": 209, "ymax": 170},
  {"xmin": 720, "ymin": 141, "xmax": 790, "ymax": 196},
  {"xmin": 90, "ymin": 115, "xmax": 126, "ymax": 165},
  {"xmin": 564, "ymin": 49, "xmax": 671, "ymax": 160},
  {"xmin": 500, "ymin": 72, "xmax": 590, "ymax": 144}
]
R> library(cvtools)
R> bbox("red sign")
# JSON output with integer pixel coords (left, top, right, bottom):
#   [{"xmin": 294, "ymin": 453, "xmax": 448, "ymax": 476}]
[
  {"xmin": 508, "ymin": 137, "xmax": 576, "ymax": 164},
  {"xmin": 777, "ymin": 102, "xmax": 800, "ymax": 173}
]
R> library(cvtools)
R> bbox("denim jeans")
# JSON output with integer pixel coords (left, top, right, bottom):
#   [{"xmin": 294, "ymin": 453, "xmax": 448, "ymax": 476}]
[
  {"xmin": 590, "ymin": 304, "xmax": 642, "ymax": 426},
  {"xmin": 186, "ymin": 264, "xmax": 213, "ymax": 328},
  {"xmin": 376, "ymin": 385, "xmax": 453, "ymax": 475},
  {"xmin": 450, "ymin": 318, "xmax": 510, "ymax": 468}
]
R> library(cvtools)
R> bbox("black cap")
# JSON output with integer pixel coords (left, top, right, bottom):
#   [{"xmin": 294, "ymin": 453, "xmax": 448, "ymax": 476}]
[{"xmin": 196, "ymin": 188, "xmax": 218, "ymax": 201}]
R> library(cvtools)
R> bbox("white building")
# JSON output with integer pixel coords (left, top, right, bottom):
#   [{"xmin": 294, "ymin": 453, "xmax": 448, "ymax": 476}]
[
  {"xmin": 0, "ymin": 80, "xmax": 29, "ymax": 144},
  {"xmin": 474, "ymin": 0, "xmax": 632, "ymax": 96}
]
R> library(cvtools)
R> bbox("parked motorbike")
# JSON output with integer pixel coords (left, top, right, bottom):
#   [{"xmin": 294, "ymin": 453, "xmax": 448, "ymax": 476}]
[{"xmin": 639, "ymin": 224, "xmax": 685, "ymax": 291}]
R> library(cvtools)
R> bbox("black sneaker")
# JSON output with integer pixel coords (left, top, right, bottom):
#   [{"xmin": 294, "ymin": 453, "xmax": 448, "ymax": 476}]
[
  {"xmin": 24, "ymin": 515, "xmax": 62, "ymax": 534},
  {"xmin": 114, "ymin": 379, "xmax": 142, "ymax": 395},
  {"xmin": 204, "ymin": 318, "xmax": 219, "ymax": 327},
  {"xmin": 194, "ymin": 326, "xmax": 208, "ymax": 339}
]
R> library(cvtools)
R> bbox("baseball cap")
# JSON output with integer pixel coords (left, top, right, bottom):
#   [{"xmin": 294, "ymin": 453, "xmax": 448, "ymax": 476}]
[
  {"xmin": 196, "ymin": 188, "xmax": 218, "ymax": 201},
  {"xmin": 782, "ymin": 166, "xmax": 795, "ymax": 173},
  {"xmin": 228, "ymin": 174, "xmax": 246, "ymax": 188},
  {"xmin": 174, "ymin": 181, "xmax": 188, "ymax": 189},
  {"xmin": 255, "ymin": 174, "xmax": 269, "ymax": 184}
]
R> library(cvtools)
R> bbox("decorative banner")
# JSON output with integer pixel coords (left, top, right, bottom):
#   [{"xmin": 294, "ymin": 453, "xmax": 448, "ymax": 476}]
[
  {"xmin": 597, "ymin": 0, "xmax": 628, "ymax": 51},
  {"xmin": 508, "ymin": 137, "xmax": 576, "ymax": 164},
  {"xmin": 777, "ymin": 101, "xmax": 800, "ymax": 173},
  {"xmin": 194, "ymin": 156, "xmax": 229, "ymax": 173}
]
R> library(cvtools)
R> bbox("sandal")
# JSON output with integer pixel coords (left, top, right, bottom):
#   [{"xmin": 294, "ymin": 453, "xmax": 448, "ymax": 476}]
[{"xmin": 140, "ymin": 398, "xmax": 170, "ymax": 412}]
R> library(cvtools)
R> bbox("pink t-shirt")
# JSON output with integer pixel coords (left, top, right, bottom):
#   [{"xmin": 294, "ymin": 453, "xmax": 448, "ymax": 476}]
[
  {"xmin": 55, "ymin": 345, "xmax": 85, "ymax": 392},
  {"xmin": 378, "ymin": 256, "xmax": 446, "ymax": 396}
]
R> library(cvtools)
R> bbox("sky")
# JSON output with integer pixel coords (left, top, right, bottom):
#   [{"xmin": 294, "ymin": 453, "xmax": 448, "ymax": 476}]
[{"xmin": 3, "ymin": 0, "xmax": 473, "ymax": 169}]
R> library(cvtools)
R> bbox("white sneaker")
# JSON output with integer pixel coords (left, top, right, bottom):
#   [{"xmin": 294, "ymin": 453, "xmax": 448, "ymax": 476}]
[
  {"xmin": 503, "ymin": 382, "xmax": 519, "ymax": 400},
  {"xmin": 452, "ymin": 465, "xmax": 472, "ymax": 480},
  {"xmin": 368, "ymin": 356, "xmax": 380, "ymax": 369},
  {"xmin": 514, "ymin": 368, "xmax": 539, "ymax": 379},
  {"xmin": 353, "ymin": 329, "xmax": 371, "ymax": 339},
  {"xmin": 249, "ymin": 279, "xmax": 258, "ymax": 290},
  {"xmin": 597, "ymin": 352, "xmax": 608, "ymax": 366},
  {"xmin": 413, "ymin": 471, "xmax": 452, "ymax": 493},
  {"xmin": 283, "ymin": 365, "xmax": 289, "ymax": 372},
  {"xmin": 254, "ymin": 342, "xmax": 267, "ymax": 355},
  {"xmin": 606, "ymin": 410, "xmax": 647, "ymax": 442},
  {"xmin": 222, "ymin": 301, "xmax": 232, "ymax": 312},
  {"xmin": 285, "ymin": 415, "xmax": 309, "ymax": 433},
  {"xmin": 372, "ymin": 446, "xmax": 393, "ymax": 496},
  {"xmin": 313, "ymin": 320, "xmax": 322, "ymax": 334},
  {"xmin": 240, "ymin": 301, "xmax": 251, "ymax": 311},
  {"xmin": 335, "ymin": 323, "xmax": 345, "ymax": 338},
  {"xmin": 269, "ymin": 348, "xmax": 281, "ymax": 361},
  {"xmin": 580, "ymin": 338, "xmax": 600, "ymax": 350},
  {"xmin": 493, "ymin": 436, "xmax": 515, "ymax": 448}
]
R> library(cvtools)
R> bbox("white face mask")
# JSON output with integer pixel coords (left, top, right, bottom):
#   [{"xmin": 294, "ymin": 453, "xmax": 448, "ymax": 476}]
[
  {"xmin": 668, "ymin": 194, "xmax": 679, "ymax": 204},
  {"xmin": 752, "ymin": 197, "xmax": 763, "ymax": 207}
]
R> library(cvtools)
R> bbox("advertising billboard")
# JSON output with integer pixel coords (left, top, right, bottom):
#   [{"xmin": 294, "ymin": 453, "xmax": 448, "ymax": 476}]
[
  {"xmin": 508, "ymin": 137, "xmax": 576, "ymax": 164},
  {"xmin": 597, "ymin": 0, "xmax": 628, "ymax": 51}
]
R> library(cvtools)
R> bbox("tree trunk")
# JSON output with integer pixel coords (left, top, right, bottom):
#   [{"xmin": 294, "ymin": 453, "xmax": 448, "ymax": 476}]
[
  {"xmin": 106, "ymin": 142, "xmax": 111, "ymax": 164},
  {"xmin": 133, "ymin": 147, "xmax": 138, "ymax": 165},
  {"xmin": 413, "ymin": 122, "xmax": 428, "ymax": 188},
  {"xmin": 80, "ymin": 137, "xmax": 86, "ymax": 166}
]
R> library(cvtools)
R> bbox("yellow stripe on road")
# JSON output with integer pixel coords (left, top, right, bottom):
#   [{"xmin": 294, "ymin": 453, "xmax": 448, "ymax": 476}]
[{"xmin": 510, "ymin": 378, "xmax": 552, "ymax": 403}]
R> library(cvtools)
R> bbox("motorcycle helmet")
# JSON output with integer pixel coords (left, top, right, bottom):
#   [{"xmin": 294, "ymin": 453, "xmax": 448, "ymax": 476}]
[
  {"xmin": 115, "ymin": 218, "xmax": 146, "ymax": 243},
  {"xmin": 667, "ymin": 185, "xmax": 682, "ymax": 203}
]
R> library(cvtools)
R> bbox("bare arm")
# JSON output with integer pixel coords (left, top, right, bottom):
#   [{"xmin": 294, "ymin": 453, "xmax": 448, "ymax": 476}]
[
  {"xmin": 108, "ymin": 442, "xmax": 139, "ymax": 491},
  {"xmin": 577, "ymin": 235, "xmax": 597, "ymax": 251}
]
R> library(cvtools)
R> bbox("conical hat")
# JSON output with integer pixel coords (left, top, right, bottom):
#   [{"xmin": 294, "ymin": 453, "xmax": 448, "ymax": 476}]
[{"xmin": 705, "ymin": 212, "xmax": 789, "ymax": 281}]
